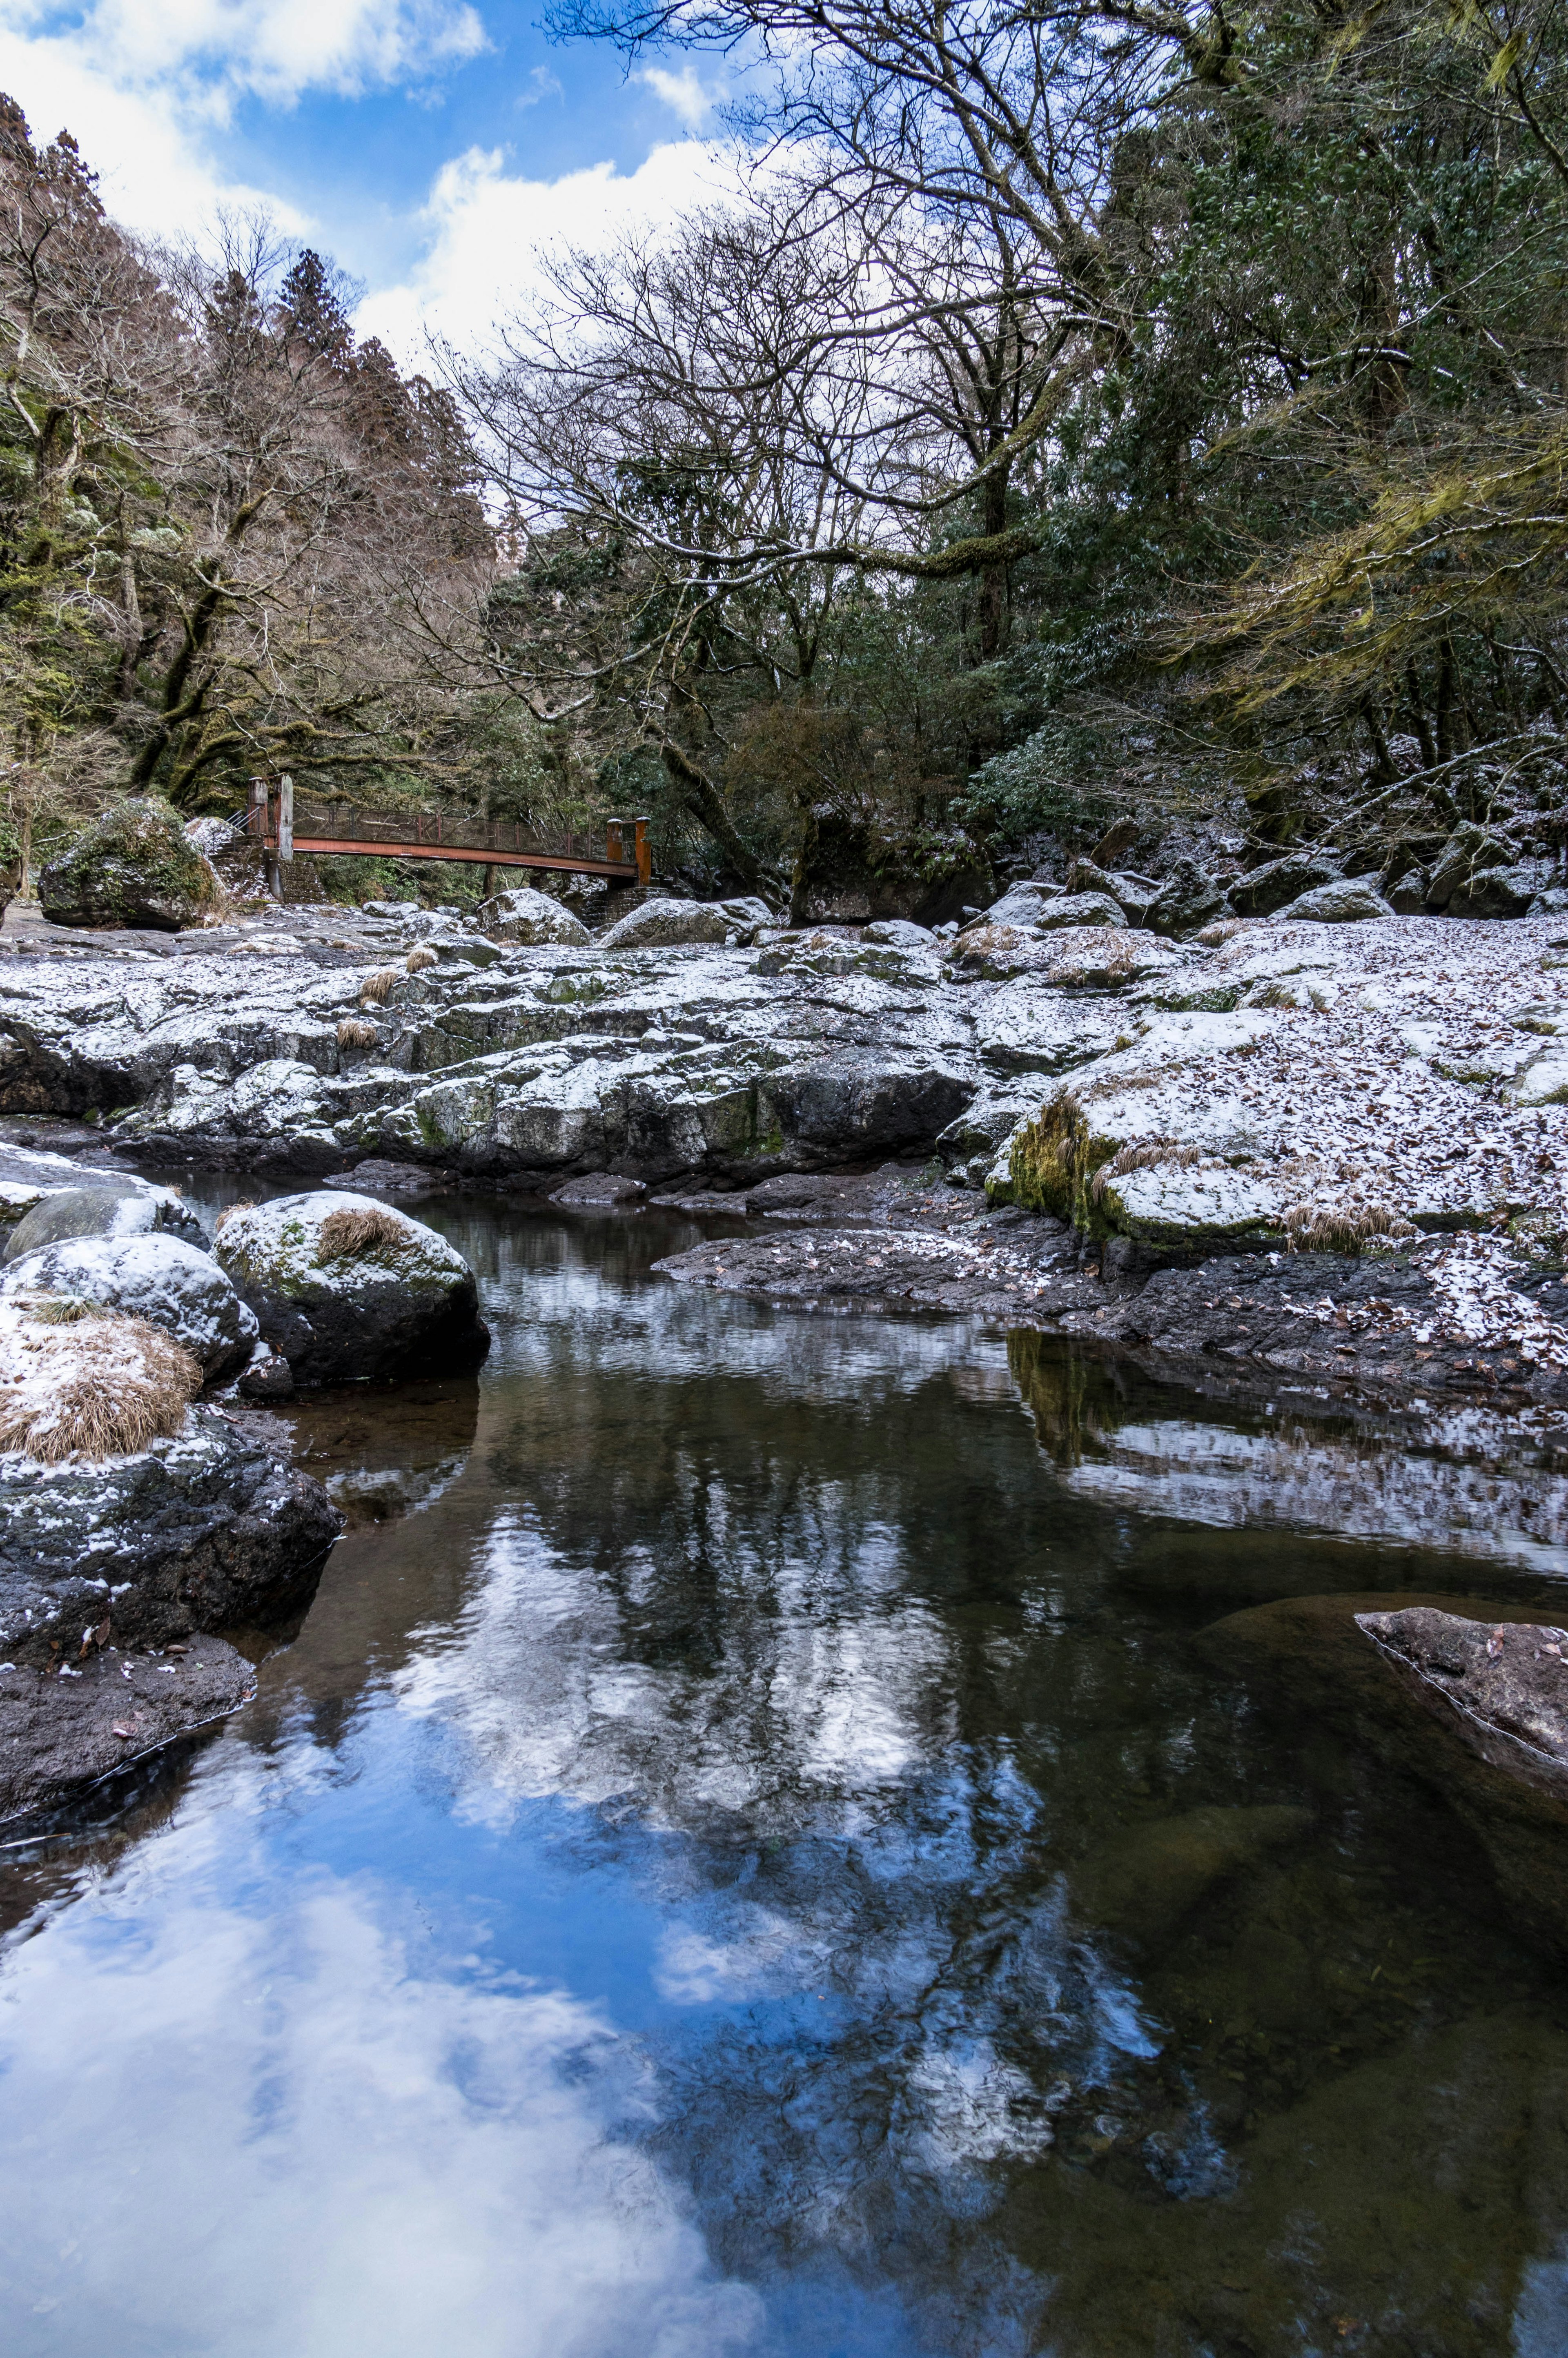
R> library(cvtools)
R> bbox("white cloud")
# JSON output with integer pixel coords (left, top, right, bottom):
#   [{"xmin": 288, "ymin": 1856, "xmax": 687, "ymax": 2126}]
[
  {"xmin": 0, "ymin": 0, "xmax": 487, "ymax": 242},
  {"xmin": 356, "ymin": 136, "xmax": 739, "ymax": 361},
  {"xmin": 635, "ymin": 62, "xmax": 720, "ymax": 129}
]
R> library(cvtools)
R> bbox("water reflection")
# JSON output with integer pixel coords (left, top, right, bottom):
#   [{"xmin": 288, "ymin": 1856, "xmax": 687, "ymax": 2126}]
[{"xmin": 2, "ymin": 1201, "xmax": 1568, "ymax": 2354}]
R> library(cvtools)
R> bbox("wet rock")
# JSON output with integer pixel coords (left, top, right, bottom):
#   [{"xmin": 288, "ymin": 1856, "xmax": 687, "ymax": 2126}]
[
  {"xmin": 213, "ymin": 1191, "xmax": 490, "ymax": 1384},
  {"xmin": 0, "ymin": 1634, "xmax": 256, "ymax": 1827},
  {"xmin": 236, "ymin": 1349, "xmax": 294, "ymax": 1400},
  {"xmin": 0, "ymin": 1405, "xmax": 341, "ymax": 1664},
  {"xmin": 476, "ymin": 886, "xmax": 590, "ymax": 946},
  {"xmin": 1357, "ymin": 1607, "xmax": 1568, "ymax": 1783},
  {"xmin": 3, "ymin": 1176, "xmax": 208, "ymax": 1262},
  {"xmin": 0, "ymin": 1234, "xmax": 258, "ymax": 1380},
  {"xmin": 1228, "ymin": 850, "xmax": 1341, "ymax": 917},
  {"xmin": 39, "ymin": 798, "xmax": 222, "ymax": 933},
  {"xmin": 1200, "ymin": 1592, "xmax": 1568, "ymax": 1958},
  {"xmin": 1065, "ymin": 1803, "xmax": 1314, "ymax": 1954},
  {"xmin": 551, "ymin": 1171, "xmax": 648, "ymax": 1206},
  {"xmin": 322, "ymin": 1159, "xmax": 458, "ymax": 1198},
  {"xmin": 1276, "ymin": 877, "xmax": 1394, "ymax": 923},
  {"xmin": 1146, "ymin": 859, "xmax": 1229, "ymax": 937}
]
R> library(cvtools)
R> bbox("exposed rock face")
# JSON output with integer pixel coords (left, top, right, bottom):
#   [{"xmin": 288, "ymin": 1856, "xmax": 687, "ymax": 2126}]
[
  {"xmin": 213, "ymin": 1191, "xmax": 490, "ymax": 1383},
  {"xmin": 476, "ymin": 886, "xmax": 590, "ymax": 947},
  {"xmin": 3, "ymin": 1176, "xmax": 207, "ymax": 1261},
  {"xmin": 0, "ymin": 1234, "xmax": 258, "ymax": 1379},
  {"xmin": 599, "ymin": 895, "xmax": 773, "ymax": 949},
  {"xmin": 791, "ymin": 806, "xmax": 992, "ymax": 927},
  {"xmin": 1358, "ymin": 1606, "xmax": 1568, "ymax": 1781},
  {"xmin": 0, "ymin": 1635, "xmax": 255, "ymax": 1826},
  {"xmin": 1147, "ymin": 859, "xmax": 1229, "ymax": 937},
  {"xmin": 0, "ymin": 1405, "xmax": 341, "ymax": 1664},
  {"xmin": 39, "ymin": 798, "xmax": 222, "ymax": 932}
]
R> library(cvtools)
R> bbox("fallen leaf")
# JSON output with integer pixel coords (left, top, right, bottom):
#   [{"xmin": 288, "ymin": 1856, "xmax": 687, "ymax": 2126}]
[{"xmin": 111, "ymin": 1725, "xmax": 135, "ymax": 1739}]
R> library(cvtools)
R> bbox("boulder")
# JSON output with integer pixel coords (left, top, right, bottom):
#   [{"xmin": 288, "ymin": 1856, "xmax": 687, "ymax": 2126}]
[
  {"xmin": 0, "ymin": 1634, "xmax": 256, "ymax": 1826},
  {"xmin": 3, "ymin": 1176, "xmax": 208, "ymax": 1264},
  {"xmin": 1425, "ymin": 822, "xmax": 1517, "ymax": 909},
  {"xmin": 599, "ymin": 897, "xmax": 772, "ymax": 951},
  {"xmin": 0, "ymin": 1403, "xmax": 341, "ymax": 1664},
  {"xmin": 213, "ymin": 1191, "xmax": 490, "ymax": 1384},
  {"xmin": 1357, "ymin": 1607, "xmax": 1568, "ymax": 1786},
  {"xmin": 791, "ymin": 806, "xmax": 992, "ymax": 927},
  {"xmin": 862, "ymin": 918, "xmax": 935, "ymax": 947},
  {"xmin": 39, "ymin": 797, "xmax": 222, "ymax": 933},
  {"xmin": 551, "ymin": 1172, "xmax": 647, "ymax": 1206},
  {"xmin": 0, "ymin": 1234, "xmax": 258, "ymax": 1380},
  {"xmin": 476, "ymin": 886, "xmax": 591, "ymax": 947},
  {"xmin": 1385, "ymin": 868, "xmax": 1428, "ymax": 915},
  {"xmin": 1146, "ymin": 859, "xmax": 1228, "ymax": 937},
  {"xmin": 1033, "ymin": 890, "xmax": 1127, "ymax": 931},
  {"xmin": 1276, "ymin": 877, "xmax": 1393, "ymax": 923},
  {"xmin": 1228, "ymin": 849, "xmax": 1341, "ymax": 918},
  {"xmin": 1448, "ymin": 862, "xmax": 1543, "ymax": 920}
]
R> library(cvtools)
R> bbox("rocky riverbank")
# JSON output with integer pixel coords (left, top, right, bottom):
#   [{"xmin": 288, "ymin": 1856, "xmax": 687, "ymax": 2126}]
[{"xmin": 7, "ymin": 891, "xmax": 1568, "ymax": 1429}]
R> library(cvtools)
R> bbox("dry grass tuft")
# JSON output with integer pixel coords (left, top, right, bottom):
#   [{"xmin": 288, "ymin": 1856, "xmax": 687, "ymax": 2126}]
[
  {"xmin": 214, "ymin": 1199, "xmax": 254, "ymax": 1235},
  {"xmin": 358, "ymin": 967, "xmax": 401, "ymax": 1006},
  {"xmin": 1089, "ymin": 1138, "xmax": 1207, "ymax": 1203},
  {"xmin": 404, "ymin": 945, "xmax": 439, "ymax": 974},
  {"xmin": 1283, "ymin": 1202, "xmax": 1419, "ymax": 1256},
  {"xmin": 316, "ymin": 1204, "xmax": 410, "ymax": 1265},
  {"xmin": 0, "ymin": 1311, "xmax": 202, "ymax": 1461},
  {"xmin": 337, "ymin": 1016, "xmax": 379, "ymax": 1049}
]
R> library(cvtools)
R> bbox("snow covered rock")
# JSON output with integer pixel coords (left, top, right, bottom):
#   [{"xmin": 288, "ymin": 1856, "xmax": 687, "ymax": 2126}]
[
  {"xmin": 476, "ymin": 887, "xmax": 590, "ymax": 947},
  {"xmin": 39, "ymin": 797, "xmax": 222, "ymax": 932},
  {"xmin": 1146, "ymin": 860, "xmax": 1229, "ymax": 937},
  {"xmin": 1228, "ymin": 851, "xmax": 1342, "ymax": 918},
  {"xmin": 0, "ymin": 1234, "xmax": 258, "ymax": 1379},
  {"xmin": 212, "ymin": 1191, "xmax": 489, "ymax": 1383},
  {"xmin": 1275, "ymin": 878, "xmax": 1393, "ymax": 924},
  {"xmin": 0, "ymin": 1401, "xmax": 341, "ymax": 1664},
  {"xmin": 1448, "ymin": 863, "xmax": 1545, "ymax": 921},
  {"xmin": 600, "ymin": 897, "xmax": 772, "ymax": 950},
  {"xmin": 2, "ymin": 1176, "xmax": 207, "ymax": 1263}
]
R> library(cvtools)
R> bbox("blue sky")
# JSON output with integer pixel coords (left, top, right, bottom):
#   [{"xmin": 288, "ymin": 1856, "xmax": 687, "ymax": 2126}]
[{"xmin": 0, "ymin": 2, "xmax": 740, "ymax": 351}]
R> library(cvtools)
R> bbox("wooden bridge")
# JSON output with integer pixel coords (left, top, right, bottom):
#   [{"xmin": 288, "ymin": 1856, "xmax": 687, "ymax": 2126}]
[{"xmin": 240, "ymin": 779, "xmax": 651, "ymax": 887}]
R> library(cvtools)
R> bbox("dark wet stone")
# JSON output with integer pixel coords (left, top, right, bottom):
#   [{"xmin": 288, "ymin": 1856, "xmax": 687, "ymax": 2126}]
[
  {"xmin": 1066, "ymin": 1803, "xmax": 1314, "ymax": 1954},
  {"xmin": 0, "ymin": 1636, "xmax": 254, "ymax": 1826},
  {"xmin": 236, "ymin": 1350, "xmax": 295, "ymax": 1399},
  {"xmin": 323, "ymin": 1160, "xmax": 459, "ymax": 1198},
  {"xmin": 1146, "ymin": 859, "xmax": 1229, "ymax": 937},
  {"xmin": 551, "ymin": 1172, "xmax": 648, "ymax": 1205},
  {"xmin": 0, "ymin": 1405, "xmax": 341, "ymax": 1665}
]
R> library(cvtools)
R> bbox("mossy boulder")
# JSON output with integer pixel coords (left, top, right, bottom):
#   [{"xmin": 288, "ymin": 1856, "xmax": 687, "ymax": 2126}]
[
  {"xmin": 791, "ymin": 806, "xmax": 992, "ymax": 927},
  {"xmin": 40, "ymin": 798, "xmax": 222, "ymax": 932},
  {"xmin": 213, "ymin": 1191, "xmax": 489, "ymax": 1384}
]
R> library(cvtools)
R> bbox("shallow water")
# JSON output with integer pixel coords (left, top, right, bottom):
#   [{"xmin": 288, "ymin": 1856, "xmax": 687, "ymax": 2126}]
[{"xmin": 4, "ymin": 1199, "xmax": 1568, "ymax": 2356}]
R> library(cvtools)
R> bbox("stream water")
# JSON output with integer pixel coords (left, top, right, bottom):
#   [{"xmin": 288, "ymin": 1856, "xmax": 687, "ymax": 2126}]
[{"xmin": 2, "ymin": 1197, "xmax": 1568, "ymax": 2356}]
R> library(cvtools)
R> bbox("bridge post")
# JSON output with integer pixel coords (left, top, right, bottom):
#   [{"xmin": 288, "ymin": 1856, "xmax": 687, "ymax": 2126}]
[
  {"xmin": 634, "ymin": 816, "xmax": 651, "ymax": 886},
  {"xmin": 606, "ymin": 818, "xmax": 624, "ymax": 863},
  {"xmin": 278, "ymin": 774, "xmax": 294, "ymax": 863}
]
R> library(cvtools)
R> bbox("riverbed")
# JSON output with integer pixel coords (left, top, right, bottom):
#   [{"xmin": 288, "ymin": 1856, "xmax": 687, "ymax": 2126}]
[{"xmin": 1, "ymin": 1196, "xmax": 1566, "ymax": 2357}]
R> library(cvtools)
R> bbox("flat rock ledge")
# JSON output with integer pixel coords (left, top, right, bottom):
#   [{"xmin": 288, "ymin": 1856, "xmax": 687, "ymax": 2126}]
[
  {"xmin": 0, "ymin": 1635, "xmax": 254, "ymax": 1827},
  {"xmin": 1359, "ymin": 1606, "xmax": 1568, "ymax": 1793}
]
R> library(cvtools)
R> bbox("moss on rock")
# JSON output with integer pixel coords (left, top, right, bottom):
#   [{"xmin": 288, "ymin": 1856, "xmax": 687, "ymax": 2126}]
[{"xmin": 39, "ymin": 799, "xmax": 221, "ymax": 933}]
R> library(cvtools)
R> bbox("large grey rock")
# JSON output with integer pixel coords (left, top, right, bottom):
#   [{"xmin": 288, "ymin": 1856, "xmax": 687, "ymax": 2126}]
[
  {"xmin": 1228, "ymin": 850, "xmax": 1341, "ymax": 918},
  {"xmin": 600, "ymin": 897, "xmax": 771, "ymax": 950},
  {"xmin": 0, "ymin": 1406, "xmax": 341, "ymax": 1665},
  {"xmin": 1147, "ymin": 859, "xmax": 1228, "ymax": 937},
  {"xmin": 3, "ymin": 1177, "xmax": 207, "ymax": 1263},
  {"xmin": 1276, "ymin": 877, "xmax": 1393, "ymax": 924},
  {"xmin": 39, "ymin": 797, "xmax": 222, "ymax": 933},
  {"xmin": 1425, "ymin": 823, "xmax": 1518, "ymax": 909},
  {"xmin": 1448, "ymin": 862, "xmax": 1544, "ymax": 920},
  {"xmin": 213, "ymin": 1191, "xmax": 490, "ymax": 1384},
  {"xmin": 0, "ymin": 1234, "xmax": 258, "ymax": 1379},
  {"xmin": 983, "ymin": 888, "xmax": 1125, "ymax": 932},
  {"xmin": 476, "ymin": 886, "xmax": 590, "ymax": 947}
]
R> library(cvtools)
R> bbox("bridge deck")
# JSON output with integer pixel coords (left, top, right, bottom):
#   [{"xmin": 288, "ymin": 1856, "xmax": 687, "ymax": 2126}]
[
  {"xmin": 288, "ymin": 837, "xmax": 637, "ymax": 880},
  {"xmin": 242, "ymin": 788, "xmax": 652, "ymax": 886}
]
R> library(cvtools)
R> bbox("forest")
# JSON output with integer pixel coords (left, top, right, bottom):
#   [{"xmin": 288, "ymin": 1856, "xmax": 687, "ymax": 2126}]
[{"xmin": 2, "ymin": 0, "xmax": 1566, "ymax": 907}]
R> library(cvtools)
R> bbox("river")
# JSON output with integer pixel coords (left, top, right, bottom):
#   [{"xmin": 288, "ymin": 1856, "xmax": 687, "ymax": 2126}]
[{"xmin": 1, "ymin": 1195, "xmax": 1565, "ymax": 2356}]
